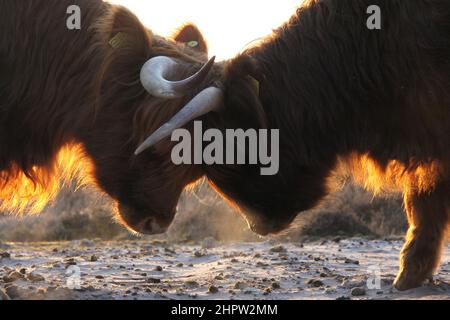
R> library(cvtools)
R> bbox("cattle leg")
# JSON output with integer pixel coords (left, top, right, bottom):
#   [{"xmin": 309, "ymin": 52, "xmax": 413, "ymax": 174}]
[{"xmin": 394, "ymin": 182, "xmax": 449, "ymax": 291}]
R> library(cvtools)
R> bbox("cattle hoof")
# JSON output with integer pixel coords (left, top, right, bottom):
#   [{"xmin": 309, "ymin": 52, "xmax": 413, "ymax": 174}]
[{"xmin": 393, "ymin": 272, "xmax": 424, "ymax": 291}]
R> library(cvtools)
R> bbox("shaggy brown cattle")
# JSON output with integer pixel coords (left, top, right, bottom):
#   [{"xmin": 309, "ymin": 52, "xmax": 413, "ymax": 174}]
[
  {"xmin": 0, "ymin": 0, "xmax": 219, "ymax": 233},
  {"xmin": 2, "ymin": 0, "xmax": 449, "ymax": 292},
  {"xmin": 137, "ymin": 0, "xmax": 450, "ymax": 290}
]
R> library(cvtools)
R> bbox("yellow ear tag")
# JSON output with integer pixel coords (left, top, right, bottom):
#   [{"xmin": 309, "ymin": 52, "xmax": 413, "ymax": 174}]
[
  {"xmin": 247, "ymin": 76, "xmax": 260, "ymax": 96},
  {"xmin": 186, "ymin": 40, "xmax": 199, "ymax": 48},
  {"xmin": 109, "ymin": 32, "xmax": 127, "ymax": 49}
]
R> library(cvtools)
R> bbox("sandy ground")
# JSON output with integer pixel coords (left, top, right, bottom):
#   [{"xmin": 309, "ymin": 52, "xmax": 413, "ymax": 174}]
[{"xmin": 0, "ymin": 238, "xmax": 449, "ymax": 300}]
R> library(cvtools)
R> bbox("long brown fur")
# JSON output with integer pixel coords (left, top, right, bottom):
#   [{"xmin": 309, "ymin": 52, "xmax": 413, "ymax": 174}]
[
  {"xmin": 0, "ymin": 0, "xmax": 218, "ymax": 227},
  {"xmin": 1, "ymin": 0, "xmax": 449, "ymax": 291},
  {"xmin": 205, "ymin": 0, "xmax": 450, "ymax": 290}
]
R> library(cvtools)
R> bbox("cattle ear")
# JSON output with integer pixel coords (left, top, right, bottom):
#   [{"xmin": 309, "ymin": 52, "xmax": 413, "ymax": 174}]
[
  {"xmin": 173, "ymin": 24, "xmax": 208, "ymax": 54},
  {"xmin": 99, "ymin": 6, "xmax": 152, "ymax": 53}
]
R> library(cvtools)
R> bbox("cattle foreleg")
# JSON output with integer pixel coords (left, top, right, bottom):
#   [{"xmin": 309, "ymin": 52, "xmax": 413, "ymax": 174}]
[{"xmin": 394, "ymin": 182, "xmax": 449, "ymax": 291}]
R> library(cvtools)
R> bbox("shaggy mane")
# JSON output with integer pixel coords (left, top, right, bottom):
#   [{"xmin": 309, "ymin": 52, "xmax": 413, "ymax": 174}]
[
  {"xmin": 0, "ymin": 2, "xmax": 220, "ymax": 214},
  {"xmin": 0, "ymin": 143, "xmax": 94, "ymax": 214}
]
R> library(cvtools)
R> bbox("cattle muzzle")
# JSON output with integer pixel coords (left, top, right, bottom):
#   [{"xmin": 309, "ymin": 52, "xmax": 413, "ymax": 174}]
[
  {"xmin": 244, "ymin": 212, "xmax": 295, "ymax": 236},
  {"xmin": 135, "ymin": 216, "xmax": 170, "ymax": 235},
  {"xmin": 118, "ymin": 204, "xmax": 173, "ymax": 235}
]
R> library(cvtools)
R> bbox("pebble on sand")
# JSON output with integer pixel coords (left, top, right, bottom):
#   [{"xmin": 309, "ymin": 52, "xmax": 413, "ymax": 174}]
[
  {"xmin": 194, "ymin": 251, "xmax": 205, "ymax": 258},
  {"xmin": 147, "ymin": 278, "xmax": 161, "ymax": 284},
  {"xmin": 27, "ymin": 273, "xmax": 45, "ymax": 283},
  {"xmin": 234, "ymin": 282, "xmax": 246, "ymax": 290},
  {"xmin": 344, "ymin": 258, "xmax": 360, "ymax": 265},
  {"xmin": 3, "ymin": 271, "xmax": 25, "ymax": 283},
  {"xmin": 270, "ymin": 246, "xmax": 287, "ymax": 253},
  {"xmin": 185, "ymin": 280, "xmax": 199, "ymax": 287},
  {"xmin": 350, "ymin": 287, "xmax": 366, "ymax": 296},
  {"xmin": 308, "ymin": 279, "xmax": 324, "ymax": 288},
  {"xmin": 271, "ymin": 282, "xmax": 281, "ymax": 289},
  {"xmin": 0, "ymin": 252, "xmax": 11, "ymax": 259},
  {"xmin": 208, "ymin": 286, "xmax": 219, "ymax": 294}
]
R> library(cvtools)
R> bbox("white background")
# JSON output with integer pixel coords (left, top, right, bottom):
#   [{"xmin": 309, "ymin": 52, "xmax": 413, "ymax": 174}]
[{"xmin": 109, "ymin": 0, "xmax": 303, "ymax": 60}]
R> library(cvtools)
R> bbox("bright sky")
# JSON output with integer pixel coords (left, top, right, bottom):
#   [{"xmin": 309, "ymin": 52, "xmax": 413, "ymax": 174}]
[{"xmin": 108, "ymin": 0, "xmax": 303, "ymax": 60}]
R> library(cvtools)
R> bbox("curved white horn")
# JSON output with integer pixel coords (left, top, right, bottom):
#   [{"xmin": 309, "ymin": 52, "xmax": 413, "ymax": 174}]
[
  {"xmin": 140, "ymin": 56, "xmax": 216, "ymax": 99},
  {"xmin": 135, "ymin": 87, "xmax": 223, "ymax": 155}
]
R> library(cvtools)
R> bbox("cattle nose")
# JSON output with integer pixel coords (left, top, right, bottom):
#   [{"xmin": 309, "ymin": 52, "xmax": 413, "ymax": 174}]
[
  {"xmin": 118, "ymin": 203, "xmax": 172, "ymax": 235},
  {"xmin": 246, "ymin": 216, "xmax": 290, "ymax": 236},
  {"xmin": 249, "ymin": 223, "xmax": 271, "ymax": 236},
  {"xmin": 137, "ymin": 217, "xmax": 168, "ymax": 235}
]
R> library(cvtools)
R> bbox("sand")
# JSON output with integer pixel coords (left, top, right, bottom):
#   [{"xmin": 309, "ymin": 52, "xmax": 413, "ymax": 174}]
[{"xmin": 0, "ymin": 238, "xmax": 448, "ymax": 300}]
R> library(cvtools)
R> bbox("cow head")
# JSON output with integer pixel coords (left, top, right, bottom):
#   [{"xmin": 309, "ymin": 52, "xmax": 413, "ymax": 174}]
[
  {"xmin": 199, "ymin": 56, "xmax": 334, "ymax": 236},
  {"xmin": 81, "ymin": 7, "xmax": 223, "ymax": 235}
]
